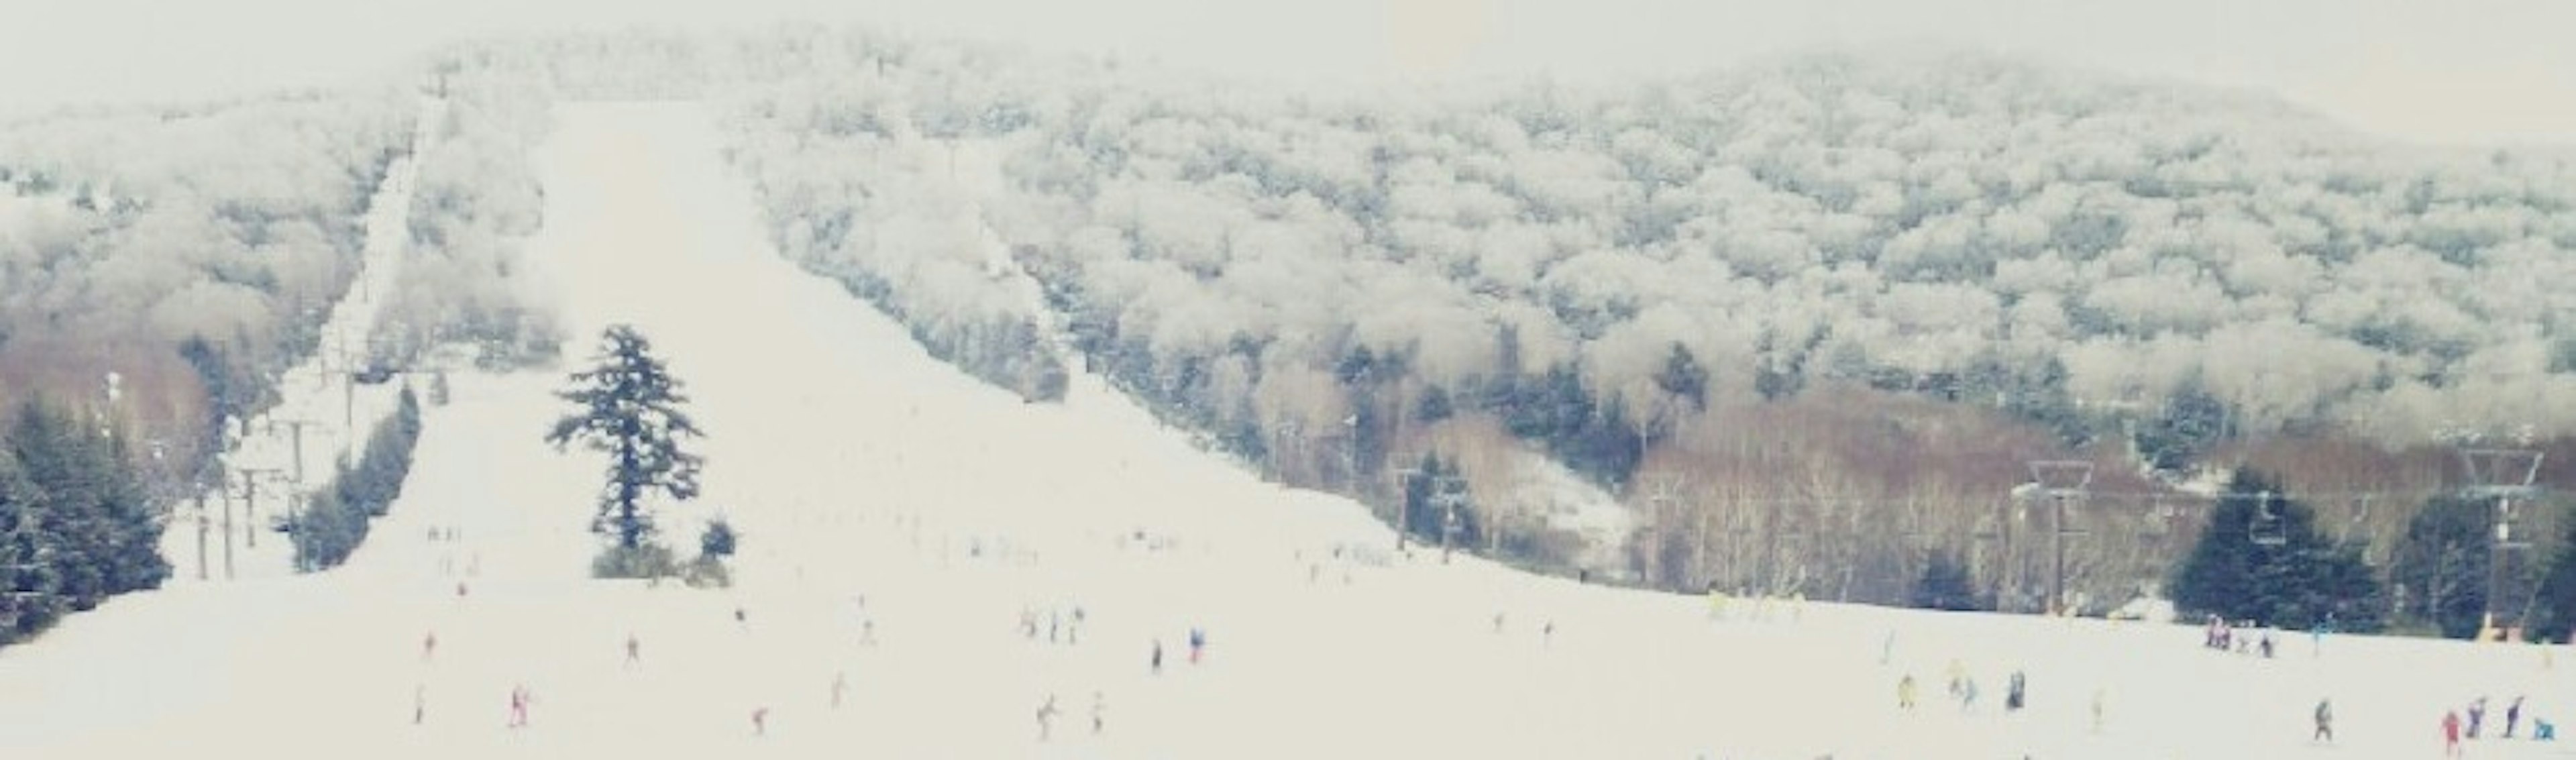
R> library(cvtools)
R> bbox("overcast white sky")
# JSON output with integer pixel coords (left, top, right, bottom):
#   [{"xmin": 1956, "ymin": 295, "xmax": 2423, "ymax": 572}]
[{"xmin": 3, "ymin": 0, "xmax": 2572, "ymax": 146}]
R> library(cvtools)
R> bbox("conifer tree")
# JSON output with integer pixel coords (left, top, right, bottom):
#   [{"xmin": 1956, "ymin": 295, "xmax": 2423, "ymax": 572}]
[
  {"xmin": 546, "ymin": 325, "xmax": 704, "ymax": 553},
  {"xmin": 2171, "ymin": 468, "xmax": 2383, "ymax": 631}
]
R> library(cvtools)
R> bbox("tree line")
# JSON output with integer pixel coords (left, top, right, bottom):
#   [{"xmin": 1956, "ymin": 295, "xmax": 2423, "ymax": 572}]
[
  {"xmin": 0, "ymin": 402, "xmax": 171, "ymax": 646},
  {"xmin": 284, "ymin": 386, "xmax": 424, "ymax": 571}
]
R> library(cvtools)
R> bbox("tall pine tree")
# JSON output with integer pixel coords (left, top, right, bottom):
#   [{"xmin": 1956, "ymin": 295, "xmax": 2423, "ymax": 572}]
[
  {"xmin": 546, "ymin": 325, "xmax": 704, "ymax": 553},
  {"xmin": 2170, "ymin": 468, "xmax": 2383, "ymax": 632}
]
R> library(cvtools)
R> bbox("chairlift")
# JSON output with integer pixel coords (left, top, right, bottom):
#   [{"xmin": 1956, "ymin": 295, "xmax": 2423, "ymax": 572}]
[{"xmin": 2248, "ymin": 492, "xmax": 2288, "ymax": 547}]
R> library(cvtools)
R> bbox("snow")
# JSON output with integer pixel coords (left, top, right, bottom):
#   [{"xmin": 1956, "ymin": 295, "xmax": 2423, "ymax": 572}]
[
  {"xmin": 153, "ymin": 95, "xmax": 439, "ymax": 584},
  {"xmin": 5, "ymin": 101, "xmax": 2573, "ymax": 759}
]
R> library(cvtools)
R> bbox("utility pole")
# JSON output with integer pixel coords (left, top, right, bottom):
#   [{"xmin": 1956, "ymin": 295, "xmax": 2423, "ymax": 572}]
[
  {"xmin": 238, "ymin": 467, "xmax": 282, "ymax": 549},
  {"xmin": 2029, "ymin": 461, "xmax": 2094, "ymax": 617},
  {"xmin": 221, "ymin": 484, "xmax": 236, "ymax": 580},
  {"xmin": 271, "ymin": 419, "xmax": 320, "ymax": 486},
  {"xmin": 193, "ymin": 489, "xmax": 209, "ymax": 581}
]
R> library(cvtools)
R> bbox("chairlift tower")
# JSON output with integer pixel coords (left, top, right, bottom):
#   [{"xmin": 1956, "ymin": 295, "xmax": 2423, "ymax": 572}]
[
  {"xmin": 268, "ymin": 418, "xmax": 321, "ymax": 487},
  {"xmin": 1434, "ymin": 474, "xmax": 1469, "ymax": 565},
  {"xmin": 235, "ymin": 466, "xmax": 284, "ymax": 551},
  {"xmin": 2461, "ymin": 447, "xmax": 2544, "ymax": 638},
  {"xmin": 2029, "ymin": 460, "xmax": 2094, "ymax": 616},
  {"xmin": 1391, "ymin": 455, "xmax": 1423, "ymax": 553}
]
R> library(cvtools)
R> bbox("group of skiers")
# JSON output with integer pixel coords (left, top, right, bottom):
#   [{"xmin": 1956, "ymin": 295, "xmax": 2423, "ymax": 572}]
[
  {"xmin": 1019, "ymin": 604, "xmax": 1087, "ymax": 645},
  {"xmin": 2442, "ymin": 696, "xmax": 2551, "ymax": 755},
  {"xmin": 1898, "ymin": 661, "xmax": 2031, "ymax": 715},
  {"xmin": 2202, "ymin": 614, "xmax": 2279, "ymax": 657}
]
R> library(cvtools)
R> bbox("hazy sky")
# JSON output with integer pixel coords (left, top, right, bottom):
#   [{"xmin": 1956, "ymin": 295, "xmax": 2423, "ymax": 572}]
[{"xmin": 3, "ymin": 0, "xmax": 2572, "ymax": 146}]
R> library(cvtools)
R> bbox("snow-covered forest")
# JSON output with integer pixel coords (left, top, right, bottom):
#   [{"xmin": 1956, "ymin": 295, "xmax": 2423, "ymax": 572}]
[
  {"xmin": 9, "ymin": 25, "xmax": 2576, "ymax": 618},
  {"xmin": 0, "ymin": 87, "xmax": 415, "ymax": 472},
  {"xmin": 699, "ymin": 30, "xmax": 2576, "ymax": 608}
]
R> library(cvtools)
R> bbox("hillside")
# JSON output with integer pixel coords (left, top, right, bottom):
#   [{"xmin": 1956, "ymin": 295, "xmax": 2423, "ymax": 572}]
[
  {"xmin": 5, "ymin": 100, "xmax": 2573, "ymax": 760},
  {"xmin": 704, "ymin": 34, "xmax": 2576, "ymax": 608}
]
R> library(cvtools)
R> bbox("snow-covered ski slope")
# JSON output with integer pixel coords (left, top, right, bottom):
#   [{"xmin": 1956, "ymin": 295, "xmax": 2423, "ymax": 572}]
[{"xmin": 3, "ymin": 101, "xmax": 2568, "ymax": 759}]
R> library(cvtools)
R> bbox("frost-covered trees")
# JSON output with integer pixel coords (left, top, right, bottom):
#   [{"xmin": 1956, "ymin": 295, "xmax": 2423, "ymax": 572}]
[
  {"xmin": 472, "ymin": 29, "xmax": 2576, "ymax": 605},
  {"xmin": 0, "ymin": 87, "xmax": 414, "ymax": 481},
  {"xmin": 373, "ymin": 64, "xmax": 561, "ymax": 370}
]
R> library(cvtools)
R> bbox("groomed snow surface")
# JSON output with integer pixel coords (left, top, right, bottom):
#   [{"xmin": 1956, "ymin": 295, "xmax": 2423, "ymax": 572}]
[{"xmin": 3, "ymin": 103, "xmax": 2567, "ymax": 759}]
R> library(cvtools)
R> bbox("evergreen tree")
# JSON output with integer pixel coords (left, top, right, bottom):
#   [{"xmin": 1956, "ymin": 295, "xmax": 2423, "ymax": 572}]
[
  {"xmin": 3, "ymin": 402, "xmax": 166, "ymax": 617},
  {"xmin": 700, "ymin": 517, "xmax": 737, "ymax": 558},
  {"xmin": 2389, "ymin": 494, "xmax": 2492, "ymax": 638},
  {"xmin": 11, "ymin": 403, "xmax": 111, "ymax": 610},
  {"xmin": 1654, "ymin": 342, "xmax": 1709, "ymax": 413},
  {"xmin": 2135, "ymin": 381, "xmax": 2227, "ymax": 473},
  {"xmin": 288, "ymin": 386, "xmax": 425, "ymax": 572},
  {"xmin": 1913, "ymin": 551, "xmax": 1984, "ymax": 611},
  {"xmin": 0, "ymin": 448, "xmax": 62, "ymax": 642},
  {"xmin": 1398, "ymin": 452, "xmax": 1483, "ymax": 551},
  {"xmin": 2169, "ymin": 468, "xmax": 2383, "ymax": 632},
  {"xmin": 2530, "ymin": 506, "xmax": 2576, "ymax": 643},
  {"xmin": 92, "ymin": 433, "xmax": 166, "ymax": 595},
  {"xmin": 546, "ymin": 325, "xmax": 704, "ymax": 552}
]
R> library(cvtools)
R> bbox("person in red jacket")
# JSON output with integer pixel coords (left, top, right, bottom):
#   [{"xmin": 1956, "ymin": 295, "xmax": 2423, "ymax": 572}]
[{"xmin": 2445, "ymin": 709, "xmax": 2465, "ymax": 758}]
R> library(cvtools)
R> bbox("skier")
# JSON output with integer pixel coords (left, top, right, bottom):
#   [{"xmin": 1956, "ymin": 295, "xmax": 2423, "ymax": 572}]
[
  {"xmin": 832, "ymin": 671, "xmax": 849, "ymax": 708},
  {"xmin": 421, "ymin": 631, "xmax": 437, "ymax": 662},
  {"xmin": 1896, "ymin": 675, "xmax": 1917, "ymax": 710},
  {"xmin": 1036, "ymin": 694, "xmax": 1059, "ymax": 741},
  {"xmin": 625, "ymin": 633, "xmax": 641, "ymax": 667},
  {"xmin": 751, "ymin": 706, "xmax": 769, "ymax": 736},
  {"xmin": 2444, "ymin": 710, "xmax": 2464, "ymax": 758},
  {"xmin": 1188, "ymin": 627, "xmax": 1206, "ymax": 664},
  {"xmin": 508, "ymin": 684, "xmax": 531, "ymax": 728},
  {"xmin": 1150, "ymin": 639, "xmax": 1165, "ymax": 675},
  {"xmin": 2005, "ymin": 671, "xmax": 2026, "ymax": 712},
  {"xmin": 2313, "ymin": 698, "xmax": 2333, "ymax": 743},
  {"xmin": 1091, "ymin": 691, "xmax": 1106, "ymax": 735},
  {"xmin": 2259, "ymin": 629, "xmax": 2276, "ymax": 659},
  {"xmin": 860, "ymin": 618, "xmax": 877, "ymax": 647},
  {"xmin": 1944, "ymin": 659, "xmax": 1967, "ymax": 698},
  {"xmin": 1542, "ymin": 620, "xmax": 1556, "ymax": 647},
  {"xmin": 413, "ymin": 684, "xmax": 427, "ymax": 725},
  {"xmin": 2470, "ymin": 696, "xmax": 2489, "ymax": 739},
  {"xmin": 1493, "ymin": 611, "xmax": 1507, "ymax": 634},
  {"xmin": 734, "ymin": 606, "xmax": 748, "ymax": 626},
  {"xmin": 2508, "ymin": 696, "xmax": 2525, "ymax": 739},
  {"xmin": 2090, "ymin": 687, "xmax": 2106, "ymax": 733}
]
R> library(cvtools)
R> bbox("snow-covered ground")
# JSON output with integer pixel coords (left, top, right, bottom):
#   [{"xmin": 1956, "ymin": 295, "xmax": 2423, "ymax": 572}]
[{"xmin": 5, "ymin": 101, "xmax": 2571, "ymax": 759}]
